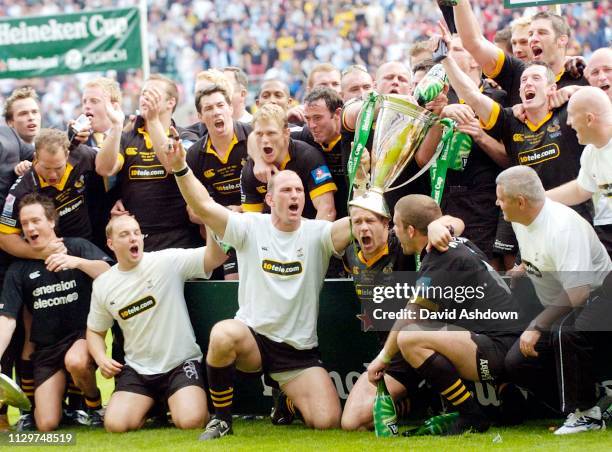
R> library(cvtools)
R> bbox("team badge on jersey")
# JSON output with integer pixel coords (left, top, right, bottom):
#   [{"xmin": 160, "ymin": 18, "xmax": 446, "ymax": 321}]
[{"xmin": 311, "ymin": 165, "xmax": 332, "ymax": 184}]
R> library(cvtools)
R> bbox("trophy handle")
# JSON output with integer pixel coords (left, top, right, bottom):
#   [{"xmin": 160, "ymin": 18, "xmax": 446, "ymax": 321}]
[{"xmin": 385, "ymin": 134, "xmax": 444, "ymax": 193}]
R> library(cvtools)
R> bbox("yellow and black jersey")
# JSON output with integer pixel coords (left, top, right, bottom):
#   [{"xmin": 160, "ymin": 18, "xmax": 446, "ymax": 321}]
[
  {"xmin": 292, "ymin": 125, "xmax": 348, "ymax": 217},
  {"xmin": 116, "ymin": 117, "xmax": 191, "ymax": 235},
  {"xmin": 485, "ymin": 49, "xmax": 589, "ymax": 106},
  {"xmin": 240, "ymin": 139, "xmax": 337, "ymax": 219},
  {"xmin": 484, "ymin": 104, "xmax": 592, "ymax": 220},
  {"xmin": 186, "ymin": 122, "xmax": 251, "ymax": 207},
  {"xmin": 0, "ymin": 145, "xmax": 97, "ymax": 239}
]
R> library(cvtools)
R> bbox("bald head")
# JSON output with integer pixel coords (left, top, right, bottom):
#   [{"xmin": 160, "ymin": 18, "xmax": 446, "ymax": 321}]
[
  {"xmin": 567, "ymin": 86, "xmax": 612, "ymax": 147},
  {"xmin": 586, "ymin": 47, "xmax": 612, "ymax": 100},
  {"xmin": 375, "ymin": 61, "xmax": 412, "ymax": 95}
]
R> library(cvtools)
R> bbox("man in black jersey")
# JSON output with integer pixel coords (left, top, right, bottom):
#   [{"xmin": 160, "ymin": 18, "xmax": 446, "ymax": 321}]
[
  {"xmin": 100, "ymin": 74, "xmax": 202, "ymax": 251},
  {"xmin": 240, "ymin": 104, "xmax": 337, "ymax": 220},
  {"xmin": 302, "ymin": 88, "xmax": 348, "ymax": 218},
  {"xmin": 438, "ymin": 34, "xmax": 509, "ymax": 266},
  {"xmin": 0, "ymin": 193, "xmax": 112, "ymax": 431},
  {"xmin": 341, "ymin": 198, "xmax": 465, "ymax": 431},
  {"xmin": 439, "ymin": 44, "xmax": 592, "ymax": 233},
  {"xmin": 0, "ymin": 128, "xmax": 115, "ymax": 258},
  {"xmin": 182, "ymin": 84, "xmax": 250, "ymax": 279},
  {"xmin": 451, "ymin": 3, "xmax": 588, "ymax": 105},
  {"xmin": 367, "ymin": 194, "xmax": 524, "ymax": 435}
]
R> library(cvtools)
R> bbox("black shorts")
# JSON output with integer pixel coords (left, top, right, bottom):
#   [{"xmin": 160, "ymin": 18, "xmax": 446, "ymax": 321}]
[
  {"xmin": 470, "ymin": 333, "xmax": 516, "ymax": 382},
  {"xmin": 249, "ymin": 328, "xmax": 323, "ymax": 375},
  {"xmin": 493, "ymin": 212, "xmax": 518, "ymax": 255},
  {"xmin": 114, "ymin": 359, "xmax": 204, "ymax": 401},
  {"xmin": 594, "ymin": 224, "xmax": 612, "ymax": 258},
  {"xmin": 386, "ymin": 353, "xmax": 425, "ymax": 394},
  {"xmin": 223, "ymin": 248, "xmax": 238, "ymax": 276},
  {"xmin": 31, "ymin": 330, "xmax": 85, "ymax": 387}
]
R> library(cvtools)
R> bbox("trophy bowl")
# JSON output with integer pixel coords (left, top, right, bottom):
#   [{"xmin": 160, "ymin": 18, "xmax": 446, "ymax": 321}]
[{"xmin": 350, "ymin": 95, "xmax": 438, "ymax": 218}]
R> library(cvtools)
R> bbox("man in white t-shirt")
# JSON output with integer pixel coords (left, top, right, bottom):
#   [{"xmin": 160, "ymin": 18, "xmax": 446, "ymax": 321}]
[
  {"xmin": 165, "ymin": 128, "xmax": 353, "ymax": 440},
  {"xmin": 86, "ymin": 215, "xmax": 227, "ymax": 433},
  {"xmin": 547, "ymin": 87, "xmax": 612, "ymax": 254},
  {"xmin": 496, "ymin": 166, "xmax": 612, "ymax": 435}
]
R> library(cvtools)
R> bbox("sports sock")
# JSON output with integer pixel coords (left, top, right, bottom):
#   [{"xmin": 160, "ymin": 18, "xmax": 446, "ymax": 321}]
[
  {"xmin": 18, "ymin": 359, "xmax": 35, "ymax": 412},
  {"xmin": 66, "ymin": 376, "xmax": 84, "ymax": 410},
  {"xmin": 84, "ymin": 389, "xmax": 102, "ymax": 411},
  {"xmin": 207, "ymin": 363, "xmax": 235, "ymax": 423},
  {"xmin": 416, "ymin": 352, "xmax": 480, "ymax": 415}
]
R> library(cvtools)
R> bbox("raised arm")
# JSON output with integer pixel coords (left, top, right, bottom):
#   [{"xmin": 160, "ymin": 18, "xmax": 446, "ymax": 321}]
[
  {"xmin": 330, "ymin": 216, "xmax": 352, "ymax": 253},
  {"xmin": 95, "ymin": 98, "xmax": 124, "ymax": 176},
  {"xmin": 453, "ymin": 0, "xmax": 501, "ymax": 76},
  {"xmin": 165, "ymin": 128, "xmax": 230, "ymax": 238}
]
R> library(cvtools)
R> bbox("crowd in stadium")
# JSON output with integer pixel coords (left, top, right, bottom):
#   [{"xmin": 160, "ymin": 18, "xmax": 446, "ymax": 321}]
[{"xmin": 0, "ymin": 0, "xmax": 612, "ymax": 442}]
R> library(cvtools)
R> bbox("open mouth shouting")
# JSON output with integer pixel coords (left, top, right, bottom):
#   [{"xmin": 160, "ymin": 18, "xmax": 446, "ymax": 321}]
[
  {"xmin": 129, "ymin": 243, "xmax": 140, "ymax": 258},
  {"xmin": 523, "ymin": 89, "xmax": 536, "ymax": 102},
  {"xmin": 288, "ymin": 202, "xmax": 300, "ymax": 214},
  {"xmin": 598, "ymin": 82, "xmax": 610, "ymax": 93},
  {"xmin": 263, "ymin": 146, "xmax": 274, "ymax": 157},
  {"xmin": 213, "ymin": 118, "xmax": 225, "ymax": 133},
  {"xmin": 531, "ymin": 45, "xmax": 543, "ymax": 60},
  {"xmin": 26, "ymin": 232, "xmax": 40, "ymax": 244}
]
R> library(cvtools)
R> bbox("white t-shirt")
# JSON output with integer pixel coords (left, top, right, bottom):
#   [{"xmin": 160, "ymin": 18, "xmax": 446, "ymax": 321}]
[
  {"xmin": 513, "ymin": 199, "xmax": 611, "ymax": 307},
  {"xmin": 222, "ymin": 212, "xmax": 335, "ymax": 349},
  {"xmin": 577, "ymin": 137, "xmax": 612, "ymax": 225},
  {"xmin": 87, "ymin": 247, "xmax": 211, "ymax": 374}
]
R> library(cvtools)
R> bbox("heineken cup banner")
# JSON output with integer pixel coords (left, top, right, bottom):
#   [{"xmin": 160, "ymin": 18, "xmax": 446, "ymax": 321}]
[{"xmin": 0, "ymin": 7, "xmax": 143, "ymax": 79}]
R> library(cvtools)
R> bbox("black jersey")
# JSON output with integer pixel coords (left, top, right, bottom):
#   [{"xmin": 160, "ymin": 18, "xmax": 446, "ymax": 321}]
[
  {"xmin": 116, "ymin": 117, "xmax": 193, "ymax": 235},
  {"xmin": 415, "ymin": 237, "xmax": 524, "ymax": 335},
  {"xmin": 484, "ymin": 103, "xmax": 591, "ymax": 219},
  {"xmin": 240, "ymin": 139, "xmax": 337, "ymax": 219},
  {"xmin": 0, "ymin": 237, "xmax": 112, "ymax": 347},
  {"xmin": 344, "ymin": 232, "xmax": 417, "ymax": 339},
  {"xmin": 179, "ymin": 121, "xmax": 207, "ymax": 147},
  {"xmin": 186, "ymin": 122, "xmax": 251, "ymax": 207},
  {"xmin": 485, "ymin": 49, "xmax": 589, "ymax": 106},
  {"xmin": 292, "ymin": 125, "xmax": 348, "ymax": 217},
  {"xmin": 0, "ymin": 145, "xmax": 97, "ymax": 239}
]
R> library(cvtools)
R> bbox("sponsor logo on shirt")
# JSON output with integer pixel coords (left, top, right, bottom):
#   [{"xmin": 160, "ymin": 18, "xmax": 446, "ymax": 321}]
[
  {"xmin": 256, "ymin": 185, "xmax": 267, "ymax": 194},
  {"xmin": 32, "ymin": 280, "xmax": 79, "ymax": 310},
  {"xmin": 74, "ymin": 175, "xmax": 85, "ymax": 189},
  {"xmin": 125, "ymin": 147, "xmax": 138, "ymax": 156},
  {"xmin": 128, "ymin": 165, "xmax": 167, "ymax": 180},
  {"xmin": 0, "ymin": 216, "xmax": 16, "ymax": 227},
  {"xmin": 261, "ymin": 259, "xmax": 303, "ymax": 276},
  {"xmin": 311, "ymin": 165, "xmax": 332, "ymax": 184},
  {"xmin": 599, "ymin": 183, "xmax": 612, "ymax": 197},
  {"xmin": 512, "ymin": 133, "xmax": 524, "ymax": 142},
  {"xmin": 204, "ymin": 169, "xmax": 215, "ymax": 178},
  {"xmin": 2, "ymin": 194, "xmax": 16, "ymax": 217},
  {"xmin": 118, "ymin": 295, "xmax": 157, "ymax": 320},
  {"xmin": 522, "ymin": 260, "xmax": 542, "ymax": 278},
  {"xmin": 213, "ymin": 178, "xmax": 240, "ymax": 194},
  {"xmin": 517, "ymin": 143, "xmax": 560, "ymax": 166},
  {"xmin": 57, "ymin": 195, "xmax": 84, "ymax": 218},
  {"xmin": 29, "ymin": 271, "xmax": 40, "ymax": 279}
]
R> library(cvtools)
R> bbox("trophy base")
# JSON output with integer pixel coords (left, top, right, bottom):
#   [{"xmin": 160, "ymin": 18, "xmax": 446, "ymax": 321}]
[{"xmin": 348, "ymin": 188, "xmax": 390, "ymax": 219}]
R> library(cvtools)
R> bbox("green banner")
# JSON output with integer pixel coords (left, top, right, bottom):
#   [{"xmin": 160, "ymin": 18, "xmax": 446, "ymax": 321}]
[{"xmin": 0, "ymin": 7, "xmax": 142, "ymax": 79}]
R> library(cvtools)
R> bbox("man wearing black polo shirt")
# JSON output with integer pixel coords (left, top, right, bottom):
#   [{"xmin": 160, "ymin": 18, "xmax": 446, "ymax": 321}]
[
  {"xmin": 451, "ymin": 2, "xmax": 588, "ymax": 105},
  {"xmin": 182, "ymin": 84, "xmax": 250, "ymax": 279},
  {"xmin": 100, "ymin": 74, "xmax": 202, "ymax": 251},
  {"xmin": 367, "ymin": 194, "xmax": 524, "ymax": 435},
  {"xmin": 0, "ymin": 193, "xmax": 112, "ymax": 431},
  {"xmin": 240, "ymin": 104, "xmax": 336, "ymax": 220}
]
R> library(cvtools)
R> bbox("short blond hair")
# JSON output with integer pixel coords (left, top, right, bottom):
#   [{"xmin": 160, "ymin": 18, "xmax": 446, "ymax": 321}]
[
  {"xmin": 252, "ymin": 103, "xmax": 288, "ymax": 130},
  {"xmin": 195, "ymin": 69, "xmax": 234, "ymax": 98},
  {"xmin": 105, "ymin": 214, "xmax": 139, "ymax": 238},
  {"xmin": 510, "ymin": 15, "xmax": 532, "ymax": 34},
  {"xmin": 84, "ymin": 77, "xmax": 122, "ymax": 104},
  {"xmin": 35, "ymin": 128, "xmax": 69, "ymax": 157},
  {"xmin": 307, "ymin": 63, "xmax": 341, "ymax": 90}
]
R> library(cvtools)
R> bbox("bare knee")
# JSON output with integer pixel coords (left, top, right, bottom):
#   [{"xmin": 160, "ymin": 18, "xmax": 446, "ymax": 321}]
[
  {"xmin": 208, "ymin": 322, "xmax": 240, "ymax": 353},
  {"xmin": 35, "ymin": 411, "xmax": 60, "ymax": 432},
  {"xmin": 173, "ymin": 411, "xmax": 207, "ymax": 430},
  {"xmin": 64, "ymin": 352, "xmax": 91, "ymax": 376},
  {"xmin": 104, "ymin": 416, "xmax": 139, "ymax": 433},
  {"xmin": 341, "ymin": 411, "xmax": 369, "ymax": 431},
  {"xmin": 307, "ymin": 407, "xmax": 340, "ymax": 430},
  {"xmin": 397, "ymin": 331, "xmax": 426, "ymax": 358}
]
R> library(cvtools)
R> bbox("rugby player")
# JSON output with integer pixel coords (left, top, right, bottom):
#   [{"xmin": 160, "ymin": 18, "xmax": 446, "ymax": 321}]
[
  {"xmin": 340, "ymin": 65, "xmax": 374, "ymax": 102},
  {"xmin": 86, "ymin": 215, "xmax": 227, "ymax": 433},
  {"xmin": 367, "ymin": 194, "xmax": 524, "ymax": 435},
  {"xmin": 165, "ymin": 132, "xmax": 354, "ymax": 439},
  {"xmin": 0, "ymin": 193, "xmax": 112, "ymax": 431}
]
